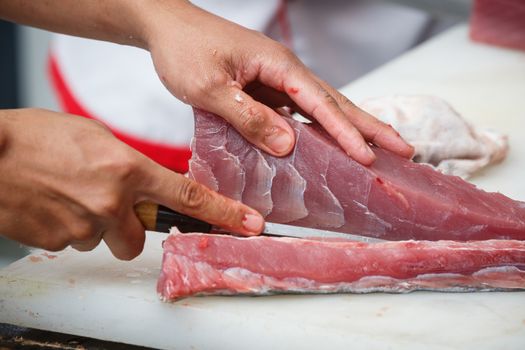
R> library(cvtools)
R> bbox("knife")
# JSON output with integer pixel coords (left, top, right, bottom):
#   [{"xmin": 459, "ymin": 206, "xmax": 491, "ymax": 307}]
[{"xmin": 134, "ymin": 201, "xmax": 386, "ymax": 243}]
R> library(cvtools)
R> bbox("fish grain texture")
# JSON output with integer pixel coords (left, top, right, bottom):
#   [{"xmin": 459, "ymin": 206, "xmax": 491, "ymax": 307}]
[
  {"xmin": 157, "ymin": 232, "xmax": 525, "ymax": 300},
  {"xmin": 190, "ymin": 109, "xmax": 525, "ymax": 241}
]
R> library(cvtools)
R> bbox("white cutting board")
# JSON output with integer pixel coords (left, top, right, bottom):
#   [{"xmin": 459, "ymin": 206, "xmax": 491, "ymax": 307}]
[{"xmin": 1, "ymin": 25, "xmax": 525, "ymax": 349}]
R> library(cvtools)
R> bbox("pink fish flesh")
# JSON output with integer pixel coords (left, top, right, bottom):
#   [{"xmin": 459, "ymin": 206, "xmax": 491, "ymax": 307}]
[
  {"xmin": 189, "ymin": 109, "xmax": 525, "ymax": 241},
  {"xmin": 158, "ymin": 231, "xmax": 525, "ymax": 300},
  {"xmin": 470, "ymin": 0, "xmax": 525, "ymax": 51}
]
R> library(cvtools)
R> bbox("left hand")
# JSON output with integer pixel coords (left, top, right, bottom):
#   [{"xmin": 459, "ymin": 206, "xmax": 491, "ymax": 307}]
[{"xmin": 145, "ymin": 1, "xmax": 414, "ymax": 165}]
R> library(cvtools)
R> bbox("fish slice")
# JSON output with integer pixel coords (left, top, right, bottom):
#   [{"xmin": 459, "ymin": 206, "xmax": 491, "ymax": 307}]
[{"xmin": 134, "ymin": 201, "xmax": 386, "ymax": 243}]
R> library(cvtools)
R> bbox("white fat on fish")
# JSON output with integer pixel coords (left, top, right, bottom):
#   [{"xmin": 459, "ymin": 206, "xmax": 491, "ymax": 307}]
[{"xmin": 358, "ymin": 95, "xmax": 508, "ymax": 179}]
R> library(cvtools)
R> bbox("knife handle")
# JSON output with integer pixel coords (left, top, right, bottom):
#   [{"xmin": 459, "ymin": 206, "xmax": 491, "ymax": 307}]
[{"xmin": 134, "ymin": 201, "xmax": 212, "ymax": 233}]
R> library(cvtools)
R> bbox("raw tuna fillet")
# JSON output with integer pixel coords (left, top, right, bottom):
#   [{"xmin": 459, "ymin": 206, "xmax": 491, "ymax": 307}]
[
  {"xmin": 189, "ymin": 115, "xmax": 245, "ymax": 201},
  {"xmin": 157, "ymin": 231, "xmax": 525, "ymax": 300},
  {"xmin": 190, "ymin": 109, "xmax": 525, "ymax": 241},
  {"xmin": 470, "ymin": 0, "xmax": 525, "ymax": 51}
]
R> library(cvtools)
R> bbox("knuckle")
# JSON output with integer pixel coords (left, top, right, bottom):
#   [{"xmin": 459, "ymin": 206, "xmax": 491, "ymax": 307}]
[
  {"xmin": 117, "ymin": 252, "xmax": 136, "ymax": 261},
  {"xmin": 97, "ymin": 147, "xmax": 140, "ymax": 184},
  {"xmin": 72, "ymin": 243, "xmax": 96, "ymax": 252},
  {"xmin": 111, "ymin": 149, "xmax": 138, "ymax": 179},
  {"xmin": 177, "ymin": 180, "xmax": 207, "ymax": 210},
  {"xmin": 70, "ymin": 221, "xmax": 96, "ymax": 241},
  {"xmin": 274, "ymin": 44, "xmax": 294, "ymax": 60},
  {"xmin": 239, "ymin": 106, "xmax": 266, "ymax": 137},
  {"xmin": 268, "ymin": 45, "xmax": 300, "ymax": 81},
  {"xmin": 370, "ymin": 126, "xmax": 386, "ymax": 143},
  {"xmin": 311, "ymin": 85, "xmax": 338, "ymax": 116},
  {"xmin": 43, "ymin": 238, "xmax": 68, "ymax": 252},
  {"xmin": 337, "ymin": 94, "xmax": 356, "ymax": 110},
  {"xmin": 114, "ymin": 247, "xmax": 140, "ymax": 261},
  {"xmin": 88, "ymin": 118, "xmax": 111, "ymax": 132},
  {"xmin": 118, "ymin": 239, "xmax": 145, "ymax": 261},
  {"xmin": 192, "ymin": 71, "xmax": 229, "ymax": 97},
  {"xmin": 332, "ymin": 127, "xmax": 345, "ymax": 143},
  {"xmin": 95, "ymin": 195, "xmax": 122, "ymax": 217},
  {"xmin": 222, "ymin": 202, "xmax": 245, "ymax": 226},
  {"xmin": 128, "ymin": 239, "xmax": 145, "ymax": 260},
  {"xmin": 320, "ymin": 87, "xmax": 336, "ymax": 105}
]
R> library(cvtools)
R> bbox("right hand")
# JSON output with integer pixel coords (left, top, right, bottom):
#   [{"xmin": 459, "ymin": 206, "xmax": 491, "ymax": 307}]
[{"xmin": 0, "ymin": 109, "xmax": 263, "ymax": 260}]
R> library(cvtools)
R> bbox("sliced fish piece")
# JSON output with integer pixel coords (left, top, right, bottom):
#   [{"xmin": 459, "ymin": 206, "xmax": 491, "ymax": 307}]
[{"xmin": 158, "ymin": 231, "xmax": 525, "ymax": 300}]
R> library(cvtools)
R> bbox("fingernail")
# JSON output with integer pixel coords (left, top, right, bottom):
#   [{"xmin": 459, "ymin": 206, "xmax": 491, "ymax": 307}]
[
  {"xmin": 242, "ymin": 213, "xmax": 264, "ymax": 234},
  {"xmin": 265, "ymin": 128, "xmax": 293, "ymax": 154}
]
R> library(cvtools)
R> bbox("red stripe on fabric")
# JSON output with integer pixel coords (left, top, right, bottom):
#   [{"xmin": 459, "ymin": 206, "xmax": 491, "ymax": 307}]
[{"xmin": 48, "ymin": 54, "xmax": 191, "ymax": 173}]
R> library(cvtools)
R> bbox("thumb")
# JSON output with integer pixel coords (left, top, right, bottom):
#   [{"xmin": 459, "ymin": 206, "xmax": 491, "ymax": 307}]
[
  {"xmin": 141, "ymin": 165, "xmax": 264, "ymax": 236},
  {"xmin": 201, "ymin": 84, "xmax": 296, "ymax": 157}
]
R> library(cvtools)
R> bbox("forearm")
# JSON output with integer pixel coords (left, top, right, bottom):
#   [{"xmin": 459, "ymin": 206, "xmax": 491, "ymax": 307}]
[{"xmin": 0, "ymin": 0, "xmax": 189, "ymax": 49}]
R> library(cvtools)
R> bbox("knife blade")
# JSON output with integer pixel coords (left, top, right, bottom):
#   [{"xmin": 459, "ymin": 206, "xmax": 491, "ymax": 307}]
[
  {"xmin": 261, "ymin": 222, "xmax": 386, "ymax": 243},
  {"xmin": 134, "ymin": 201, "xmax": 386, "ymax": 243}
]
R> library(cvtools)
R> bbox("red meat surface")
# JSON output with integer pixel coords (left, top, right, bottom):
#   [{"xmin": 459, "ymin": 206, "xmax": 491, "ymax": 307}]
[
  {"xmin": 470, "ymin": 0, "xmax": 525, "ymax": 51},
  {"xmin": 158, "ymin": 231, "xmax": 525, "ymax": 300},
  {"xmin": 190, "ymin": 109, "xmax": 525, "ymax": 241}
]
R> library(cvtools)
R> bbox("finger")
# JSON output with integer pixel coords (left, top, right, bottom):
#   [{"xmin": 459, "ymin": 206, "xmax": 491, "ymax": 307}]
[
  {"xmin": 142, "ymin": 167, "xmax": 264, "ymax": 236},
  {"xmin": 244, "ymin": 83, "xmax": 310, "ymax": 118},
  {"xmin": 102, "ymin": 210, "xmax": 146, "ymax": 261},
  {"xmin": 71, "ymin": 231, "xmax": 103, "ymax": 252},
  {"xmin": 244, "ymin": 82, "xmax": 294, "ymax": 109},
  {"xmin": 260, "ymin": 65, "xmax": 376, "ymax": 165},
  {"xmin": 314, "ymin": 78, "xmax": 415, "ymax": 159},
  {"xmin": 200, "ymin": 84, "xmax": 296, "ymax": 157}
]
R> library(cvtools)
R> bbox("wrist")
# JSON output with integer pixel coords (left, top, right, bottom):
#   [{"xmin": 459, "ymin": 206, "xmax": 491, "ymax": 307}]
[{"xmin": 137, "ymin": 0, "xmax": 194, "ymax": 51}]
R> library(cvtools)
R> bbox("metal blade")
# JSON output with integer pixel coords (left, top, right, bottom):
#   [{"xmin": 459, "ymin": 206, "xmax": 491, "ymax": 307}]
[{"xmin": 262, "ymin": 222, "xmax": 387, "ymax": 243}]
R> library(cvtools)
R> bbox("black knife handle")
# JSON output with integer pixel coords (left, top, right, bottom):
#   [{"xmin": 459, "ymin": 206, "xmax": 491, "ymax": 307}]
[{"xmin": 134, "ymin": 201, "xmax": 212, "ymax": 233}]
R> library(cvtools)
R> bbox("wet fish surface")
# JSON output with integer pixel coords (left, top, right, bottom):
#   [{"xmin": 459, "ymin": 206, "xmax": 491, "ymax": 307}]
[
  {"xmin": 190, "ymin": 109, "xmax": 525, "ymax": 241},
  {"xmin": 158, "ymin": 231, "xmax": 525, "ymax": 300},
  {"xmin": 157, "ymin": 109, "xmax": 525, "ymax": 300}
]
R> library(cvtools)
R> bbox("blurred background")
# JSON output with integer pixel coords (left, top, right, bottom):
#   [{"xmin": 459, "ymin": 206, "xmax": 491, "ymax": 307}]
[{"xmin": 0, "ymin": 0, "xmax": 471, "ymax": 267}]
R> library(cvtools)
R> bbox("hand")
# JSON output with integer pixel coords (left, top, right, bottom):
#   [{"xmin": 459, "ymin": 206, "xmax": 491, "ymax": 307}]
[
  {"xmin": 0, "ymin": 109, "xmax": 263, "ymax": 260},
  {"xmin": 146, "ymin": 2, "xmax": 414, "ymax": 164},
  {"xmin": 1, "ymin": 0, "xmax": 413, "ymax": 164}
]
